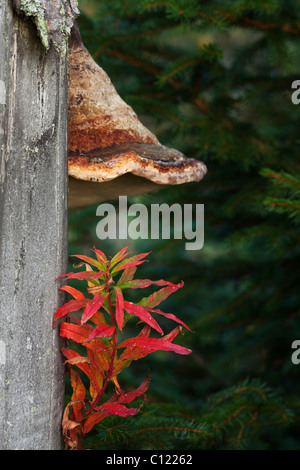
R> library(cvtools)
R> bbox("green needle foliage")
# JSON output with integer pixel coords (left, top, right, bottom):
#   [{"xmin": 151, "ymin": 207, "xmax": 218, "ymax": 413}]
[{"xmin": 68, "ymin": 0, "xmax": 300, "ymax": 450}]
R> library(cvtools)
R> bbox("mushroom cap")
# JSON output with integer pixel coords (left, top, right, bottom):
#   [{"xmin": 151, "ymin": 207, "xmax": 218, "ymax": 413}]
[{"xmin": 68, "ymin": 24, "xmax": 207, "ymax": 208}]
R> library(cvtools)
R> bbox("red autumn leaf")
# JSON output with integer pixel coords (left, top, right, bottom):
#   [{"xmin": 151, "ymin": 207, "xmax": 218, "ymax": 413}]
[
  {"xmin": 87, "ymin": 359, "xmax": 105, "ymax": 401},
  {"xmin": 111, "ymin": 252, "xmax": 150, "ymax": 274},
  {"xmin": 118, "ymin": 344, "xmax": 150, "ymax": 362},
  {"xmin": 118, "ymin": 336, "xmax": 192, "ymax": 356},
  {"xmin": 73, "ymin": 263, "xmax": 103, "ymax": 288},
  {"xmin": 81, "ymin": 292, "xmax": 108, "ymax": 324},
  {"xmin": 124, "ymin": 301, "xmax": 163, "ymax": 334},
  {"xmin": 138, "ymin": 325, "xmax": 151, "ymax": 337},
  {"xmin": 71, "ymin": 254, "xmax": 105, "ymax": 271},
  {"xmin": 57, "ymin": 271, "xmax": 102, "ymax": 281},
  {"xmin": 116, "ymin": 374, "xmax": 150, "ymax": 404},
  {"xmin": 139, "ymin": 281, "xmax": 184, "ymax": 309},
  {"xmin": 118, "ymin": 326, "xmax": 183, "ymax": 362},
  {"xmin": 59, "ymin": 285, "xmax": 86, "ymax": 300},
  {"xmin": 60, "ymin": 322, "xmax": 94, "ymax": 344},
  {"xmin": 62, "ymin": 401, "xmax": 83, "ymax": 449},
  {"xmin": 117, "ymin": 265, "xmax": 137, "ymax": 285},
  {"xmin": 147, "ymin": 307, "xmax": 191, "ymax": 331},
  {"xmin": 118, "ymin": 279, "xmax": 181, "ymax": 290},
  {"xmin": 87, "ymin": 349, "xmax": 108, "ymax": 378},
  {"xmin": 82, "ymin": 401, "xmax": 144, "ymax": 435},
  {"xmin": 61, "ymin": 325, "xmax": 110, "ymax": 354},
  {"xmin": 91, "ymin": 271, "xmax": 106, "ymax": 279},
  {"xmin": 111, "ymin": 358, "xmax": 132, "ymax": 377},
  {"xmin": 84, "ymin": 339, "xmax": 111, "ymax": 355},
  {"xmin": 70, "ymin": 369, "xmax": 86, "ymax": 422},
  {"xmin": 162, "ymin": 325, "xmax": 183, "ymax": 342},
  {"xmin": 114, "ymin": 286, "xmax": 124, "ymax": 331},
  {"xmin": 110, "ymin": 246, "xmax": 129, "ymax": 268},
  {"xmin": 113, "ymin": 260, "xmax": 146, "ymax": 273},
  {"xmin": 93, "ymin": 247, "xmax": 107, "ymax": 265},
  {"xmin": 64, "ymin": 355, "xmax": 90, "ymax": 366},
  {"xmin": 68, "ymin": 315, "xmax": 81, "ymax": 325},
  {"xmin": 70, "ymin": 368, "xmax": 87, "ymax": 401},
  {"xmin": 62, "ymin": 348, "xmax": 103, "ymax": 395},
  {"xmin": 53, "ymin": 298, "xmax": 89, "ymax": 326},
  {"xmin": 87, "ymin": 284, "xmax": 106, "ymax": 297},
  {"xmin": 98, "ymin": 403, "xmax": 141, "ymax": 417},
  {"xmin": 82, "ymin": 410, "xmax": 106, "ymax": 435},
  {"xmin": 83, "ymin": 324, "xmax": 115, "ymax": 343},
  {"xmin": 112, "ymin": 327, "xmax": 152, "ymax": 376},
  {"xmin": 90, "ymin": 310, "xmax": 106, "ymax": 326}
]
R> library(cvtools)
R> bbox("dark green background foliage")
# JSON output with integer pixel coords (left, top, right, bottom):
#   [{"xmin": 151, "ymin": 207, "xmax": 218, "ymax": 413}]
[{"xmin": 68, "ymin": 0, "xmax": 300, "ymax": 449}]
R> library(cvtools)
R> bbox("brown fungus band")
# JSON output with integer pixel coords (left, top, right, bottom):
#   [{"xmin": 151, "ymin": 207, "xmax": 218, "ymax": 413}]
[{"xmin": 68, "ymin": 24, "xmax": 207, "ymax": 208}]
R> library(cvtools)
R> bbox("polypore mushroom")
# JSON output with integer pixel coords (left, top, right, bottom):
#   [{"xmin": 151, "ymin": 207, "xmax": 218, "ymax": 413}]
[{"xmin": 68, "ymin": 24, "xmax": 207, "ymax": 208}]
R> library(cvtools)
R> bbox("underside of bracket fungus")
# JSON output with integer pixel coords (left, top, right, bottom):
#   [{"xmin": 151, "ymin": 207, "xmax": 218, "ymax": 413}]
[{"xmin": 68, "ymin": 24, "xmax": 207, "ymax": 208}]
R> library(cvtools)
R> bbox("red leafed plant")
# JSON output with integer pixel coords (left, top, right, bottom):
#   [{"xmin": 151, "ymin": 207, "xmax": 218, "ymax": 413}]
[{"xmin": 53, "ymin": 247, "xmax": 192, "ymax": 450}]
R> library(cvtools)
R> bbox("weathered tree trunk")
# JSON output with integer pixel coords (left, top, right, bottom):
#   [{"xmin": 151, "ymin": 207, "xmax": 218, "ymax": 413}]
[{"xmin": 0, "ymin": 2, "xmax": 70, "ymax": 449}]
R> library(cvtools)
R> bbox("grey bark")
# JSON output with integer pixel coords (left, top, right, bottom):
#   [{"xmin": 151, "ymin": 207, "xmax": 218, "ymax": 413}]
[
  {"xmin": 12, "ymin": 0, "xmax": 80, "ymax": 52},
  {"xmin": 0, "ymin": 2, "xmax": 69, "ymax": 449}
]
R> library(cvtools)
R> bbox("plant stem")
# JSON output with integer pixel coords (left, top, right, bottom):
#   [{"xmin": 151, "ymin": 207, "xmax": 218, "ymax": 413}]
[{"xmin": 82, "ymin": 266, "xmax": 118, "ymax": 421}]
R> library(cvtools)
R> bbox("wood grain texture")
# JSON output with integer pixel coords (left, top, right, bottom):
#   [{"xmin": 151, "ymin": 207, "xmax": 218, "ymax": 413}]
[
  {"xmin": 0, "ymin": 2, "xmax": 68, "ymax": 450},
  {"xmin": 12, "ymin": 0, "xmax": 79, "ymax": 52}
]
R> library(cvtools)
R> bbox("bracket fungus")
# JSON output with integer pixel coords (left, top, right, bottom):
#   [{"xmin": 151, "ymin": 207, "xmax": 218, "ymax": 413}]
[{"xmin": 68, "ymin": 24, "xmax": 207, "ymax": 208}]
